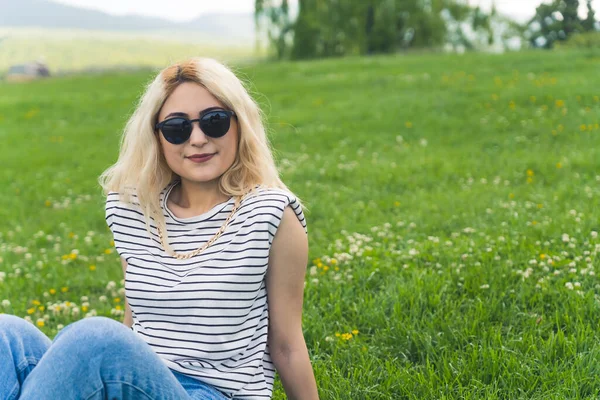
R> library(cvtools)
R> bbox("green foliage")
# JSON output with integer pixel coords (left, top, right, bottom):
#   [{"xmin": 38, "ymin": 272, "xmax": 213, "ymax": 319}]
[
  {"xmin": 256, "ymin": 0, "xmax": 504, "ymax": 60},
  {"xmin": 555, "ymin": 30, "xmax": 600, "ymax": 48},
  {"xmin": 528, "ymin": 0, "xmax": 598, "ymax": 48},
  {"xmin": 3, "ymin": 50, "xmax": 600, "ymax": 398}
]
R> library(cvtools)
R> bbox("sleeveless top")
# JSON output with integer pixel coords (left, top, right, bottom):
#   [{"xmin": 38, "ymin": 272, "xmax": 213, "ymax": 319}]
[{"xmin": 104, "ymin": 180, "xmax": 307, "ymax": 399}]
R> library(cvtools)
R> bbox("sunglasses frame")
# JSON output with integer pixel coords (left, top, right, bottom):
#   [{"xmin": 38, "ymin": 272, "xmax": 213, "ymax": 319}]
[{"xmin": 155, "ymin": 109, "xmax": 236, "ymax": 144}]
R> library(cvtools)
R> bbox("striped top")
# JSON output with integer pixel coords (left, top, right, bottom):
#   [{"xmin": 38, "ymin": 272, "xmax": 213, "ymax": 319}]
[{"xmin": 104, "ymin": 180, "xmax": 307, "ymax": 399}]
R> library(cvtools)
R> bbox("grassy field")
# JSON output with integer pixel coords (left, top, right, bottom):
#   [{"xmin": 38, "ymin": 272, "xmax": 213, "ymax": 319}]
[
  {"xmin": 1, "ymin": 49, "xmax": 600, "ymax": 399},
  {"xmin": 0, "ymin": 28, "xmax": 260, "ymax": 75}
]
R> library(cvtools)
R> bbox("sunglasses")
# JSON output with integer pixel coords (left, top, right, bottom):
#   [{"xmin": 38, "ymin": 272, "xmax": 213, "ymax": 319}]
[{"xmin": 155, "ymin": 109, "xmax": 235, "ymax": 144}]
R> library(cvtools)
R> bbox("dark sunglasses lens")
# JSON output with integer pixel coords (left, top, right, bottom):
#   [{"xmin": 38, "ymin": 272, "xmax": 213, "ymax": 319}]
[
  {"xmin": 200, "ymin": 111, "xmax": 231, "ymax": 138},
  {"xmin": 161, "ymin": 118, "xmax": 192, "ymax": 144}
]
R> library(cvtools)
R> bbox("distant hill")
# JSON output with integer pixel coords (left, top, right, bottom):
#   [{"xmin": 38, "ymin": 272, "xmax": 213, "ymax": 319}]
[{"xmin": 0, "ymin": 0, "xmax": 256, "ymax": 43}]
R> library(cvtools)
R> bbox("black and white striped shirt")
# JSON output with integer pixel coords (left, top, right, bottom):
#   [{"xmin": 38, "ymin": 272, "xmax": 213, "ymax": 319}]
[{"xmin": 105, "ymin": 181, "xmax": 307, "ymax": 399}]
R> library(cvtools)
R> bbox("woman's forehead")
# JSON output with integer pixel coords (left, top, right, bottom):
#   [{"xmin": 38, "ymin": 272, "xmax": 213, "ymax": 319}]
[{"xmin": 160, "ymin": 83, "xmax": 223, "ymax": 117}]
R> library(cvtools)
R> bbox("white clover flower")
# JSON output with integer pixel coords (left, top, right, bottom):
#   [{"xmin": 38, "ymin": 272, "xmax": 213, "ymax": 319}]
[
  {"xmin": 565, "ymin": 282, "xmax": 574, "ymax": 290},
  {"xmin": 2, "ymin": 300, "xmax": 10, "ymax": 307}
]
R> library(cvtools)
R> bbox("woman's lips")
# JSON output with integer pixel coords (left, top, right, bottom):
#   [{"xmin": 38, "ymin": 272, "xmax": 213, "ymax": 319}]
[{"xmin": 187, "ymin": 153, "xmax": 215, "ymax": 163}]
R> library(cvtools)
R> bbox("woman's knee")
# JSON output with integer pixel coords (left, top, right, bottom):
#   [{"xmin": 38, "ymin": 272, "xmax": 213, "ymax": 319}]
[
  {"xmin": 0, "ymin": 314, "xmax": 40, "ymax": 337},
  {"xmin": 53, "ymin": 316, "xmax": 134, "ymax": 350},
  {"xmin": 0, "ymin": 314, "xmax": 51, "ymax": 355}
]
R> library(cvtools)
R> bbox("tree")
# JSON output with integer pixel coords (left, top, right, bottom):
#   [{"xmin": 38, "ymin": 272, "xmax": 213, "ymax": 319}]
[
  {"xmin": 255, "ymin": 0, "xmax": 293, "ymax": 59},
  {"xmin": 255, "ymin": 0, "xmax": 507, "ymax": 59},
  {"xmin": 527, "ymin": 0, "xmax": 585, "ymax": 48},
  {"xmin": 582, "ymin": 0, "xmax": 597, "ymax": 31}
]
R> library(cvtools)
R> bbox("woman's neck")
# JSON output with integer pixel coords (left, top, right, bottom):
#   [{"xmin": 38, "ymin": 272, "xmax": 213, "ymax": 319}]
[{"xmin": 169, "ymin": 179, "xmax": 230, "ymax": 216}]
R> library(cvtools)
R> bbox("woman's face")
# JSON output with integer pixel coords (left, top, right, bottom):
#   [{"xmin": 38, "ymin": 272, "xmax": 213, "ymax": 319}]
[{"xmin": 157, "ymin": 82, "xmax": 238, "ymax": 186}]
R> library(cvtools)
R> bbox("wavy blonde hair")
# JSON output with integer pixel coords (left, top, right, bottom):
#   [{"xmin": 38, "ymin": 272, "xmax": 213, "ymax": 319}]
[{"xmin": 99, "ymin": 57, "xmax": 297, "ymax": 247}]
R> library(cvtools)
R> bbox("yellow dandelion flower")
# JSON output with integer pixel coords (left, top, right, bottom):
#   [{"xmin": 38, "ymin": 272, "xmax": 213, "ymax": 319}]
[
  {"xmin": 331, "ymin": 259, "xmax": 338, "ymax": 265},
  {"xmin": 89, "ymin": 265, "xmax": 96, "ymax": 271},
  {"xmin": 317, "ymin": 262, "xmax": 323, "ymax": 268},
  {"xmin": 32, "ymin": 300, "xmax": 41, "ymax": 306},
  {"xmin": 110, "ymin": 240, "xmax": 115, "ymax": 247},
  {"xmin": 394, "ymin": 201, "xmax": 400, "ymax": 207},
  {"xmin": 27, "ymin": 308, "xmax": 35, "ymax": 315},
  {"xmin": 352, "ymin": 329, "xmax": 359, "ymax": 335},
  {"xmin": 68, "ymin": 253, "xmax": 77, "ymax": 260},
  {"xmin": 115, "ymin": 305, "xmax": 122, "ymax": 311},
  {"xmin": 45, "ymin": 200, "xmax": 52, "ymax": 207},
  {"xmin": 104, "ymin": 249, "xmax": 113, "ymax": 255},
  {"xmin": 61, "ymin": 287, "xmax": 68, "ymax": 293},
  {"xmin": 537, "ymin": 204, "xmax": 543, "ymax": 209},
  {"xmin": 335, "ymin": 332, "xmax": 341, "ymax": 337},
  {"xmin": 65, "ymin": 301, "xmax": 71, "ymax": 307},
  {"xmin": 334, "ymin": 267, "xmax": 340, "ymax": 271},
  {"xmin": 323, "ymin": 266, "xmax": 329, "ymax": 272},
  {"xmin": 49, "ymin": 289, "xmax": 56, "ymax": 295},
  {"xmin": 556, "ymin": 162, "xmax": 562, "ymax": 169},
  {"xmin": 82, "ymin": 306, "xmax": 89, "ymax": 312},
  {"xmin": 36, "ymin": 319, "xmax": 44, "ymax": 328},
  {"xmin": 526, "ymin": 169, "xmax": 534, "ymax": 177},
  {"xmin": 581, "ymin": 124, "xmax": 587, "ymax": 131},
  {"xmin": 540, "ymin": 254, "xmax": 546, "ymax": 260},
  {"xmin": 509, "ymin": 193, "xmax": 515, "ymax": 199},
  {"xmin": 114, "ymin": 298, "xmax": 121, "ymax": 303},
  {"xmin": 527, "ymin": 177, "xmax": 533, "ymax": 184},
  {"xmin": 25, "ymin": 109, "xmax": 39, "ymax": 119},
  {"xmin": 509, "ymin": 100, "xmax": 516, "ymax": 110},
  {"xmin": 555, "ymin": 99, "xmax": 564, "ymax": 108},
  {"xmin": 68, "ymin": 232, "xmax": 75, "ymax": 239},
  {"xmin": 532, "ymin": 221, "xmax": 537, "ymax": 225},
  {"xmin": 405, "ymin": 121, "xmax": 413, "ymax": 129},
  {"xmin": 61, "ymin": 255, "xmax": 69, "ymax": 260},
  {"xmin": 38, "ymin": 306, "xmax": 45, "ymax": 311}
]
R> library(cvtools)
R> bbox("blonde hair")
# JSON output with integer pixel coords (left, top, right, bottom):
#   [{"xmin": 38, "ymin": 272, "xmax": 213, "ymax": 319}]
[{"xmin": 99, "ymin": 57, "xmax": 298, "ymax": 249}]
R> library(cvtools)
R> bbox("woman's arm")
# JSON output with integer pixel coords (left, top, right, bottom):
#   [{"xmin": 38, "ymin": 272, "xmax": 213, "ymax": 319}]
[
  {"xmin": 120, "ymin": 257, "xmax": 133, "ymax": 328},
  {"xmin": 266, "ymin": 206, "xmax": 318, "ymax": 400}
]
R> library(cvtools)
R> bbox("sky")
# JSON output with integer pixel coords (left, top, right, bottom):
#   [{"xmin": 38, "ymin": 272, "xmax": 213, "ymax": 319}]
[{"xmin": 52, "ymin": 0, "xmax": 600, "ymax": 23}]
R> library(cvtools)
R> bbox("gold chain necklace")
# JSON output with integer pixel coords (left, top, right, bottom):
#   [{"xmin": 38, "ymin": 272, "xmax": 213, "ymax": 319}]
[{"xmin": 158, "ymin": 196, "xmax": 242, "ymax": 260}]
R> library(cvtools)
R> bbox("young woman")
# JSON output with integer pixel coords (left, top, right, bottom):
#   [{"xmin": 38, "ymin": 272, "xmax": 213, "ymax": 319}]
[{"xmin": 0, "ymin": 57, "xmax": 318, "ymax": 399}]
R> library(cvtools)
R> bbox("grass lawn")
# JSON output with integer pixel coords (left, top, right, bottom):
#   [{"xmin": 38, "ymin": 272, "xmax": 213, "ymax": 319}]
[{"xmin": 1, "ymin": 49, "xmax": 600, "ymax": 399}]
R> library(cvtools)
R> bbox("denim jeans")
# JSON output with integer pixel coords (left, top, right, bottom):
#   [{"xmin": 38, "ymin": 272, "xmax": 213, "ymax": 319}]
[{"xmin": 0, "ymin": 314, "xmax": 229, "ymax": 400}]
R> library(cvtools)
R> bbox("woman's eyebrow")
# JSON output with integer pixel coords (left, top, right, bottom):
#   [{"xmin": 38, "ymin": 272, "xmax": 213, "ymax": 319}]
[
  {"xmin": 164, "ymin": 107, "xmax": 224, "ymax": 120},
  {"xmin": 165, "ymin": 112, "xmax": 188, "ymax": 119}
]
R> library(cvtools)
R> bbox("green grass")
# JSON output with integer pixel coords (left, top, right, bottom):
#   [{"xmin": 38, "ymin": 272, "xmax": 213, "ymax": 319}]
[
  {"xmin": 2, "ymin": 49, "xmax": 600, "ymax": 399},
  {"xmin": 0, "ymin": 28, "xmax": 261, "ymax": 75}
]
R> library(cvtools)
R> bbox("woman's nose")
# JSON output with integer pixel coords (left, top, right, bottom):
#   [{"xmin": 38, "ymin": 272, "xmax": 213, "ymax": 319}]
[{"xmin": 188, "ymin": 121, "xmax": 208, "ymax": 145}]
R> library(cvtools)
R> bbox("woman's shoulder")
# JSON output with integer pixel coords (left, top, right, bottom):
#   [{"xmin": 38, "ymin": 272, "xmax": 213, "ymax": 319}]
[
  {"xmin": 241, "ymin": 186, "xmax": 307, "ymax": 234},
  {"xmin": 105, "ymin": 187, "xmax": 144, "ymax": 223},
  {"xmin": 243, "ymin": 186, "xmax": 301, "ymax": 209}
]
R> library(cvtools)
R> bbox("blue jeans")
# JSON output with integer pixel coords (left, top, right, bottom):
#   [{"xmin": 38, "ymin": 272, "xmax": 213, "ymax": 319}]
[{"xmin": 0, "ymin": 314, "xmax": 229, "ymax": 400}]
